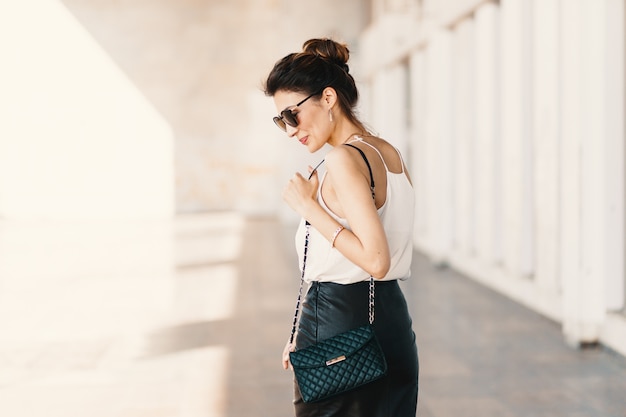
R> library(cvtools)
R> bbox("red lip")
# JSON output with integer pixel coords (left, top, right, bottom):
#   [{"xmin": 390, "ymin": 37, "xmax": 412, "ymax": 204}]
[{"xmin": 299, "ymin": 136, "xmax": 308, "ymax": 145}]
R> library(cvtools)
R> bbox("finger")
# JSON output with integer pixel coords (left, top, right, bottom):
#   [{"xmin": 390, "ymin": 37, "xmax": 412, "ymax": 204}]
[
  {"xmin": 308, "ymin": 169, "xmax": 319, "ymax": 185},
  {"xmin": 283, "ymin": 352, "xmax": 292, "ymax": 370}
]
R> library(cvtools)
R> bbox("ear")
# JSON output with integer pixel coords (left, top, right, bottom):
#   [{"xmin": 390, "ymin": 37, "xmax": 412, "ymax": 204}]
[{"xmin": 322, "ymin": 87, "xmax": 338, "ymax": 109}]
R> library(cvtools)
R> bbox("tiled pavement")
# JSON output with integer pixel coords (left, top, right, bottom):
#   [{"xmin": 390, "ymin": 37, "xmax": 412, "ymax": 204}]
[
  {"xmin": 406, "ymin": 252, "xmax": 626, "ymax": 417},
  {"xmin": 1, "ymin": 214, "xmax": 625, "ymax": 416}
]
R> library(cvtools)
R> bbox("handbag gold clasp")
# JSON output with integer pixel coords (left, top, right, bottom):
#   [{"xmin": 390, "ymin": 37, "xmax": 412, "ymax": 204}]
[{"xmin": 325, "ymin": 355, "xmax": 346, "ymax": 366}]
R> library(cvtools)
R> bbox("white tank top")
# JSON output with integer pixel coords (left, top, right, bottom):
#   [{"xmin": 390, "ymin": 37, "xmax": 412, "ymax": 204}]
[{"xmin": 294, "ymin": 139, "xmax": 415, "ymax": 284}]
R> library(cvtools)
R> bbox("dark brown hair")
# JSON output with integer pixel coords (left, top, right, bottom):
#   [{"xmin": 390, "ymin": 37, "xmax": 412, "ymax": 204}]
[{"xmin": 264, "ymin": 38, "xmax": 364, "ymax": 130}]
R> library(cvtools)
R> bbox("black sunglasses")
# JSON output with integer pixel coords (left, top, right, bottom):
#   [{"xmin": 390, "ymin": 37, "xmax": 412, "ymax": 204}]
[{"xmin": 273, "ymin": 91, "xmax": 320, "ymax": 132}]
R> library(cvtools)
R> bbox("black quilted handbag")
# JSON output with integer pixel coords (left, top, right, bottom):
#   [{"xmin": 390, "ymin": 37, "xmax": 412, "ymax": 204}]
[
  {"xmin": 288, "ymin": 220, "xmax": 388, "ymax": 403},
  {"xmin": 290, "ymin": 322, "xmax": 387, "ymax": 403}
]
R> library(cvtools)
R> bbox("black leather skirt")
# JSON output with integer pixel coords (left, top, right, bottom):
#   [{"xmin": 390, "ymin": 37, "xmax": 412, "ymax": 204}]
[{"xmin": 294, "ymin": 280, "xmax": 418, "ymax": 417}]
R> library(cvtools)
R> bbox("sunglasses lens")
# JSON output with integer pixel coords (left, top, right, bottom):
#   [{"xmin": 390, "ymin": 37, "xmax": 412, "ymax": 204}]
[
  {"xmin": 273, "ymin": 116, "xmax": 286, "ymax": 131},
  {"xmin": 281, "ymin": 110, "xmax": 299, "ymax": 128}
]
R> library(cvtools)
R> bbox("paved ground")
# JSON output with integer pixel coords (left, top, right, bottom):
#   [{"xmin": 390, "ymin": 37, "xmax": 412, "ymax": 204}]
[{"xmin": 1, "ymin": 214, "xmax": 625, "ymax": 416}]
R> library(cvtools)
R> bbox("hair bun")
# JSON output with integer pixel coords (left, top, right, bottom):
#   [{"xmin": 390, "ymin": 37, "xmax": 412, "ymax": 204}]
[{"xmin": 302, "ymin": 38, "xmax": 350, "ymax": 72}]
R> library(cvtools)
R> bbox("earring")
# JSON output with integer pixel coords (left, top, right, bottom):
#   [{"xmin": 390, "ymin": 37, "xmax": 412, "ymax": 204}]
[{"xmin": 329, "ymin": 109, "xmax": 333, "ymax": 122}]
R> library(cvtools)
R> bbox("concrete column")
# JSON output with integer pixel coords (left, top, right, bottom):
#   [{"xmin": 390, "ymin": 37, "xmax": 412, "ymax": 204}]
[
  {"xmin": 560, "ymin": 0, "xmax": 609, "ymax": 344},
  {"xmin": 371, "ymin": 71, "xmax": 387, "ymax": 138},
  {"xmin": 425, "ymin": 30, "xmax": 454, "ymax": 263},
  {"xmin": 499, "ymin": 0, "xmax": 534, "ymax": 278},
  {"xmin": 409, "ymin": 50, "xmax": 430, "ymax": 246},
  {"xmin": 604, "ymin": 0, "xmax": 625, "ymax": 312},
  {"xmin": 532, "ymin": 0, "xmax": 562, "ymax": 294},
  {"xmin": 473, "ymin": 3, "xmax": 500, "ymax": 264},
  {"xmin": 380, "ymin": 63, "xmax": 410, "ymax": 155},
  {"xmin": 451, "ymin": 19, "xmax": 476, "ymax": 256}
]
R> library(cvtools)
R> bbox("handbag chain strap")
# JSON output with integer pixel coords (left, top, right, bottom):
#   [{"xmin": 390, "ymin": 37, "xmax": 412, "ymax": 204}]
[
  {"xmin": 288, "ymin": 220, "xmax": 311, "ymax": 345},
  {"xmin": 289, "ymin": 142, "xmax": 377, "ymax": 345},
  {"xmin": 289, "ymin": 221, "xmax": 375, "ymax": 345}
]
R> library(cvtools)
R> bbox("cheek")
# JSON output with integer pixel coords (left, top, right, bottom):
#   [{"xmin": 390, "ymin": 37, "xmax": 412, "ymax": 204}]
[
  {"xmin": 308, "ymin": 127, "xmax": 331, "ymax": 152},
  {"xmin": 309, "ymin": 109, "xmax": 331, "ymax": 137}
]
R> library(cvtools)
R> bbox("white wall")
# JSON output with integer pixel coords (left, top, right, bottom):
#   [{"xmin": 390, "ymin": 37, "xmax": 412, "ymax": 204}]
[
  {"xmin": 450, "ymin": 19, "xmax": 475, "ymax": 259},
  {"xmin": 51, "ymin": 0, "xmax": 367, "ymax": 216},
  {"xmin": 473, "ymin": 3, "xmax": 501, "ymax": 266},
  {"xmin": 532, "ymin": 0, "xmax": 561, "ymax": 297},
  {"xmin": 0, "ymin": 0, "xmax": 174, "ymax": 221},
  {"xmin": 500, "ymin": 0, "xmax": 534, "ymax": 279},
  {"xmin": 360, "ymin": 0, "xmax": 626, "ymax": 355}
]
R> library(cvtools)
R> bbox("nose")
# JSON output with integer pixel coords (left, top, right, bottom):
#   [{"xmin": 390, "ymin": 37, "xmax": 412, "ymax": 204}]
[{"xmin": 286, "ymin": 124, "xmax": 298, "ymax": 137}]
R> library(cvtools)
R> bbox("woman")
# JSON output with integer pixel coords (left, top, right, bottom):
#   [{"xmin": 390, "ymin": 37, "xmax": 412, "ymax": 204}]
[{"xmin": 264, "ymin": 38, "xmax": 418, "ymax": 417}]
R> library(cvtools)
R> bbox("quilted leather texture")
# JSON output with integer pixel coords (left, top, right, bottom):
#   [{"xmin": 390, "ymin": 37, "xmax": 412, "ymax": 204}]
[{"xmin": 290, "ymin": 325, "xmax": 388, "ymax": 403}]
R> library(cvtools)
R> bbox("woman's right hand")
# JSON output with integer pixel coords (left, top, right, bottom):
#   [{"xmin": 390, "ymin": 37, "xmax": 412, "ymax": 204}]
[
  {"xmin": 282, "ymin": 167, "xmax": 320, "ymax": 218},
  {"xmin": 282, "ymin": 340, "xmax": 294, "ymax": 370}
]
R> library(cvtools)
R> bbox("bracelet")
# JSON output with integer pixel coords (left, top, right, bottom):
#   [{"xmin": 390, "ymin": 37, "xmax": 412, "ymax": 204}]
[{"xmin": 330, "ymin": 226, "xmax": 345, "ymax": 248}]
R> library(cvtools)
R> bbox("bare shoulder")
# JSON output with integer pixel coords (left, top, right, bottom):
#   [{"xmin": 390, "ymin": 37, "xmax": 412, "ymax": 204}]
[
  {"xmin": 324, "ymin": 144, "xmax": 372, "ymax": 185},
  {"xmin": 324, "ymin": 145, "xmax": 358, "ymax": 168}
]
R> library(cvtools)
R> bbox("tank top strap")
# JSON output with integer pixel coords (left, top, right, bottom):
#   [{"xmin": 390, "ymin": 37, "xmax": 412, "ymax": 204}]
[
  {"xmin": 344, "ymin": 143, "xmax": 375, "ymax": 200},
  {"xmin": 393, "ymin": 146, "xmax": 407, "ymax": 174},
  {"xmin": 351, "ymin": 137, "xmax": 392, "ymax": 172},
  {"xmin": 351, "ymin": 137, "xmax": 406, "ymax": 174}
]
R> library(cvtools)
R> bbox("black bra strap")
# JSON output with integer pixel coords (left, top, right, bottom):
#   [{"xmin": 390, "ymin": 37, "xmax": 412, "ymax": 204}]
[{"xmin": 344, "ymin": 143, "xmax": 375, "ymax": 200}]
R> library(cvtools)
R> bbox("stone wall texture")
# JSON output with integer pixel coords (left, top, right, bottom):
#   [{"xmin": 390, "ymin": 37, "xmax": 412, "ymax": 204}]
[{"xmin": 59, "ymin": 0, "xmax": 367, "ymax": 214}]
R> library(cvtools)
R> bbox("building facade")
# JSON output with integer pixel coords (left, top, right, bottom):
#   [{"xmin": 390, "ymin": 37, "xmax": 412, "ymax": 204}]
[
  {"xmin": 358, "ymin": 0, "xmax": 626, "ymax": 355},
  {"xmin": 2, "ymin": 0, "xmax": 624, "ymax": 356},
  {"xmin": 0, "ymin": 0, "xmax": 368, "ymax": 219}
]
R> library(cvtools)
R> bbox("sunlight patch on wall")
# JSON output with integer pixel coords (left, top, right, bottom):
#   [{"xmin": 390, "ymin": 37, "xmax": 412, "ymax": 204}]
[{"xmin": 0, "ymin": 0, "xmax": 174, "ymax": 220}]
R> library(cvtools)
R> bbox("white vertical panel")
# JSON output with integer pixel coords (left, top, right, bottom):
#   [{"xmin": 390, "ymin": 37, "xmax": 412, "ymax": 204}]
[
  {"xmin": 560, "ymin": 0, "xmax": 585, "ymax": 344},
  {"xmin": 414, "ymin": 30, "xmax": 454, "ymax": 260},
  {"xmin": 532, "ymin": 0, "xmax": 561, "ymax": 293},
  {"xmin": 419, "ymin": 30, "xmax": 452, "ymax": 262},
  {"xmin": 473, "ymin": 3, "xmax": 500, "ymax": 263},
  {"xmin": 409, "ymin": 50, "xmax": 429, "ymax": 244},
  {"xmin": 561, "ymin": 0, "xmax": 607, "ymax": 344},
  {"xmin": 422, "ymin": 45, "xmax": 437, "ymax": 252},
  {"xmin": 383, "ymin": 63, "xmax": 410, "ymax": 154},
  {"xmin": 426, "ymin": 30, "xmax": 454, "ymax": 262},
  {"xmin": 451, "ymin": 19, "xmax": 475, "ymax": 256},
  {"xmin": 580, "ymin": 0, "xmax": 609, "ymax": 337},
  {"xmin": 604, "ymin": 0, "xmax": 625, "ymax": 311},
  {"xmin": 358, "ymin": 80, "xmax": 373, "ymax": 133},
  {"xmin": 371, "ymin": 71, "xmax": 387, "ymax": 137},
  {"xmin": 500, "ymin": 0, "xmax": 534, "ymax": 278},
  {"xmin": 370, "ymin": 64, "xmax": 409, "ymax": 152}
]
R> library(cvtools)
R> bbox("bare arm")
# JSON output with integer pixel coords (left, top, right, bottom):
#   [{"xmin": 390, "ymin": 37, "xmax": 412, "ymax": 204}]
[{"xmin": 282, "ymin": 146, "xmax": 390, "ymax": 278}]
